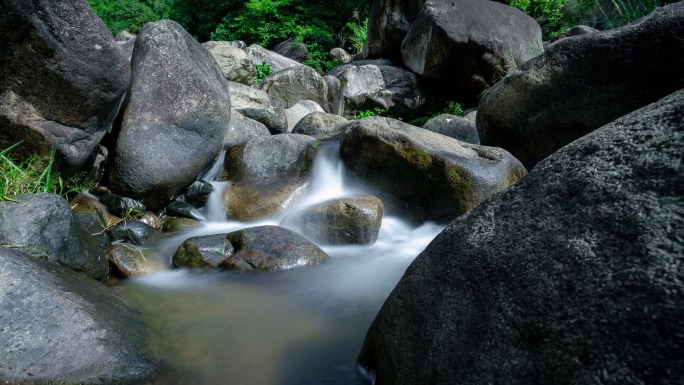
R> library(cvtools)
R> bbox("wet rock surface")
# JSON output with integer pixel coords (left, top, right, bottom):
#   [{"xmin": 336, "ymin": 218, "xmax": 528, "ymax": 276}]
[
  {"xmin": 219, "ymin": 226, "xmax": 329, "ymax": 271},
  {"xmin": 173, "ymin": 234, "xmax": 234, "ymax": 268},
  {"xmin": 281, "ymin": 195, "xmax": 384, "ymax": 245},
  {"xmin": 105, "ymin": 244, "xmax": 153, "ymax": 277}
]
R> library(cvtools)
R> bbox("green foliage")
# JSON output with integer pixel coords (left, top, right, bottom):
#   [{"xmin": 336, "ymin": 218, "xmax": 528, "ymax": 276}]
[
  {"xmin": 1, "ymin": 142, "xmax": 93, "ymax": 202},
  {"xmin": 87, "ymin": 0, "xmax": 173, "ymax": 35},
  {"xmin": 254, "ymin": 62, "xmax": 272, "ymax": 82},
  {"xmin": 346, "ymin": 18, "xmax": 368, "ymax": 54},
  {"xmin": 594, "ymin": 0, "xmax": 660, "ymax": 28},
  {"xmin": 407, "ymin": 101, "xmax": 464, "ymax": 127},
  {"xmin": 354, "ymin": 108, "xmax": 386, "ymax": 119}
]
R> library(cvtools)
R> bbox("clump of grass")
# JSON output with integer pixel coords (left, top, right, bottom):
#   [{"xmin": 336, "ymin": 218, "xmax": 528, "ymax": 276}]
[
  {"xmin": 354, "ymin": 107, "xmax": 386, "ymax": 119},
  {"xmin": 1, "ymin": 141, "xmax": 92, "ymax": 202},
  {"xmin": 594, "ymin": 0, "xmax": 660, "ymax": 29}
]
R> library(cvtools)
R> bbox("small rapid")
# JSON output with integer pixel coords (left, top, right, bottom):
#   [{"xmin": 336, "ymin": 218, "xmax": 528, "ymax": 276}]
[{"xmin": 122, "ymin": 140, "xmax": 445, "ymax": 385}]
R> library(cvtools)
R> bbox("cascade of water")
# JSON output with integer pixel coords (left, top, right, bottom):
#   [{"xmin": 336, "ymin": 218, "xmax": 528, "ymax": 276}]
[{"xmin": 126, "ymin": 139, "xmax": 446, "ymax": 385}]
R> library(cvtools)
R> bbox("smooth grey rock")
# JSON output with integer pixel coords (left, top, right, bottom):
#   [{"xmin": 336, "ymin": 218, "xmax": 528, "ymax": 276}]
[
  {"xmin": 258, "ymin": 66, "xmax": 331, "ymax": 111},
  {"xmin": 273, "ymin": 37, "xmax": 309, "ymax": 63},
  {"xmin": 323, "ymin": 75, "xmax": 345, "ymax": 115},
  {"xmin": 228, "ymin": 110, "xmax": 272, "ymax": 143},
  {"xmin": 0, "ymin": 194, "xmax": 108, "ymax": 280},
  {"xmin": 162, "ymin": 216, "xmax": 202, "ymax": 232},
  {"xmin": 423, "ymin": 113, "xmax": 480, "ymax": 144},
  {"xmin": 285, "ymin": 100, "xmax": 326, "ymax": 133},
  {"xmin": 359, "ymin": 89, "xmax": 684, "ymax": 385},
  {"xmin": 173, "ymin": 234, "xmax": 234, "ymax": 268},
  {"xmin": 0, "ymin": 0, "xmax": 130, "ymax": 175},
  {"xmin": 340, "ymin": 117, "xmax": 527, "ymax": 223},
  {"xmin": 330, "ymin": 47, "xmax": 352, "ymax": 63},
  {"xmin": 229, "ymin": 80, "xmax": 288, "ymax": 134},
  {"xmin": 245, "ymin": 44, "xmax": 303, "ymax": 74},
  {"xmin": 118, "ymin": 38, "xmax": 136, "ymax": 62},
  {"xmin": 280, "ymin": 195, "xmax": 384, "ymax": 245},
  {"xmin": 105, "ymin": 243, "xmax": 153, "ymax": 277},
  {"xmin": 364, "ymin": 0, "xmax": 426, "ymax": 60},
  {"xmin": 328, "ymin": 62, "xmax": 429, "ymax": 118},
  {"xmin": 0, "ymin": 246, "xmax": 155, "ymax": 383},
  {"xmin": 477, "ymin": 2, "xmax": 684, "ymax": 169},
  {"xmin": 115, "ymin": 30, "xmax": 136, "ymax": 42},
  {"xmin": 204, "ymin": 41, "xmax": 257, "ymax": 85},
  {"xmin": 292, "ymin": 111, "xmax": 349, "ymax": 141},
  {"xmin": 220, "ymin": 134, "xmax": 320, "ymax": 222},
  {"xmin": 401, "ymin": 0, "xmax": 542, "ymax": 99},
  {"xmin": 109, "ymin": 21, "xmax": 231, "ymax": 211},
  {"xmin": 219, "ymin": 226, "xmax": 329, "ymax": 271}
]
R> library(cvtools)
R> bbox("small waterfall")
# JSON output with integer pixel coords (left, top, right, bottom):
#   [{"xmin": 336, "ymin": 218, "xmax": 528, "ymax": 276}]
[
  {"xmin": 204, "ymin": 181, "xmax": 229, "ymax": 222},
  {"xmin": 301, "ymin": 141, "xmax": 346, "ymax": 206}
]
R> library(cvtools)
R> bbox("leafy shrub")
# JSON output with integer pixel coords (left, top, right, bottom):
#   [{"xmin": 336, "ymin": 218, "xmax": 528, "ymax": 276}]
[
  {"xmin": 254, "ymin": 62, "xmax": 272, "ymax": 82},
  {"xmin": 346, "ymin": 18, "xmax": 368, "ymax": 54},
  {"xmin": 354, "ymin": 108, "xmax": 386, "ymax": 119},
  {"xmin": 87, "ymin": 0, "xmax": 172, "ymax": 35}
]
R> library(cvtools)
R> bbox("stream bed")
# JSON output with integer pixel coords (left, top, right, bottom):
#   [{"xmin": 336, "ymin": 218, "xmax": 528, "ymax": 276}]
[{"xmin": 120, "ymin": 143, "xmax": 444, "ymax": 384}]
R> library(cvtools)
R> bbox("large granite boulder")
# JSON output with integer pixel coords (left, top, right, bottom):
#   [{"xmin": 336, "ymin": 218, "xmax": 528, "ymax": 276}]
[
  {"xmin": 340, "ymin": 117, "xmax": 526, "ymax": 223},
  {"xmin": 245, "ymin": 44, "xmax": 304, "ymax": 74},
  {"xmin": 358, "ymin": 90, "xmax": 684, "ymax": 385},
  {"xmin": 0, "ymin": 247, "xmax": 156, "ymax": 383},
  {"xmin": 328, "ymin": 60, "xmax": 430, "ymax": 118},
  {"xmin": 0, "ymin": 0, "xmax": 130, "ymax": 175},
  {"xmin": 280, "ymin": 195, "xmax": 384, "ymax": 245},
  {"xmin": 229, "ymin": 80, "xmax": 289, "ymax": 134},
  {"xmin": 258, "ymin": 66, "xmax": 331, "ymax": 111},
  {"xmin": 219, "ymin": 226, "xmax": 329, "ymax": 271},
  {"xmin": 401, "ymin": 0, "xmax": 542, "ymax": 100},
  {"xmin": 477, "ymin": 2, "xmax": 684, "ymax": 169},
  {"xmin": 220, "ymin": 134, "xmax": 320, "ymax": 221},
  {"xmin": 0, "ymin": 194, "xmax": 108, "ymax": 280},
  {"xmin": 364, "ymin": 0, "xmax": 427, "ymax": 60},
  {"xmin": 109, "ymin": 21, "xmax": 231, "ymax": 211},
  {"xmin": 203, "ymin": 41, "xmax": 257, "ymax": 85}
]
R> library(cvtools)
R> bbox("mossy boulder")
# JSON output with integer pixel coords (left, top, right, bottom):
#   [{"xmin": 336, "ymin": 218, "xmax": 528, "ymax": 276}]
[
  {"xmin": 280, "ymin": 195, "xmax": 384, "ymax": 245},
  {"xmin": 219, "ymin": 226, "xmax": 329, "ymax": 271},
  {"xmin": 105, "ymin": 244, "xmax": 153, "ymax": 278},
  {"xmin": 339, "ymin": 117, "xmax": 526, "ymax": 223},
  {"xmin": 173, "ymin": 234, "xmax": 234, "ymax": 268}
]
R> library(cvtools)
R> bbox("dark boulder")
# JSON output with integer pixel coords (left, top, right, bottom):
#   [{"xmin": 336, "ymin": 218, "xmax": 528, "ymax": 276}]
[
  {"xmin": 273, "ymin": 37, "xmax": 309, "ymax": 63},
  {"xmin": 280, "ymin": 195, "xmax": 384, "ymax": 245},
  {"xmin": 109, "ymin": 20, "xmax": 231, "ymax": 210},
  {"xmin": 0, "ymin": 247, "xmax": 156, "ymax": 383},
  {"xmin": 401, "ymin": 0, "xmax": 542, "ymax": 100},
  {"xmin": 477, "ymin": 2, "xmax": 684, "ymax": 169},
  {"xmin": 167, "ymin": 200, "xmax": 207, "ymax": 222},
  {"xmin": 364, "ymin": 0, "xmax": 426, "ymax": 60},
  {"xmin": 109, "ymin": 220, "xmax": 168, "ymax": 245},
  {"xmin": 340, "ymin": 117, "xmax": 526, "ymax": 223},
  {"xmin": 100, "ymin": 191, "xmax": 146, "ymax": 216},
  {"xmin": 0, "ymin": 0, "xmax": 130, "ymax": 175},
  {"xmin": 173, "ymin": 234, "xmax": 234, "ymax": 268},
  {"xmin": 358, "ymin": 89, "xmax": 684, "ymax": 385},
  {"xmin": 219, "ymin": 226, "xmax": 329, "ymax": 271},
  {"xmin": 0, "ymin": 193, "xmax": 108, "ymax": 280}
]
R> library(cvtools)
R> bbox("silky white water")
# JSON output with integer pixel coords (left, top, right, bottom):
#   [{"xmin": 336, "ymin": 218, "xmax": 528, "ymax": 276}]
[{"xmin": 122, "ymin": 141, "xmax": 444, "ymax": 385}]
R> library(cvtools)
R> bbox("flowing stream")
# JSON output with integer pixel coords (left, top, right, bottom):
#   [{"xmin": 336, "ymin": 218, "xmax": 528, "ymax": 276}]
[{"xmin": 122, "ymin": 142, "xmax": 444, "ymax": 385}]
